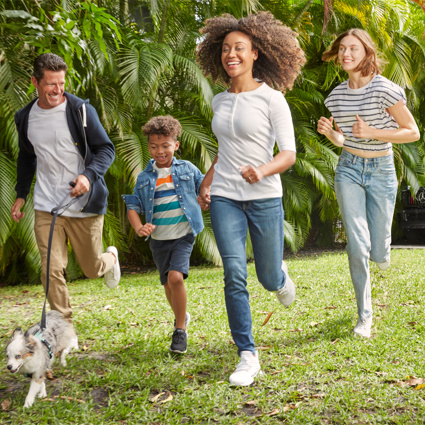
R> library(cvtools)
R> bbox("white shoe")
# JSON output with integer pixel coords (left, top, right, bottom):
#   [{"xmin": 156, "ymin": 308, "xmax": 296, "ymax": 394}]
[
  {"xmin": 229, "ymin": 351, "xmax": 261, "ymax": 386},
  {"xmin": 104, "ymin": 246, "xmax": 121, "ymax": 288},
  {"xmin": 353, "ymin": 316, "xmax": 373, "ymax": 338},
  {"xmin": 376, "ymin": 260, "xmax": 390, "ymax": 271},
  {"xmin": 275, "ymin": 260, "xmax": 295, "ymax": 306}
]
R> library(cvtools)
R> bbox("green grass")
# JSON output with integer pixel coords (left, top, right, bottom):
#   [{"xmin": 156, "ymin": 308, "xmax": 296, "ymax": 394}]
[{"xmin": 1, "ymin": 248, "xmax": 425, "ymax": 424}]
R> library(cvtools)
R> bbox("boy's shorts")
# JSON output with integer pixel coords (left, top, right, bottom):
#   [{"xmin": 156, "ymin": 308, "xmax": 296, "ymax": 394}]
[{"xmin": 149, "ymin": 233, "xmax": 196, "ymax": 285}]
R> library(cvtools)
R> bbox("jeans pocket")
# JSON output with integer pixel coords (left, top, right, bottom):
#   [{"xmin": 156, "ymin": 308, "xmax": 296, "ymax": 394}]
[{"xmin": 377, "ymin": 162, "xmax": 395, "ymax": 175}]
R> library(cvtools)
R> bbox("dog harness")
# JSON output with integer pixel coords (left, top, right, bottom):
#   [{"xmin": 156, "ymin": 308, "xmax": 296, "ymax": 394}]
[{"xmin": 34, "ymin": 331, "xmax": 53, "ymax": 359}]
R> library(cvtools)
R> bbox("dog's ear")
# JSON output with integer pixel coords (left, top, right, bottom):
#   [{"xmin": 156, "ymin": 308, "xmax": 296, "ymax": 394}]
[
  {"xmin": 11, "ymin": 327, "xmax": 23, "ymax": 339},
  {"xmin": 26, "ymin": 334, "xmax": 37, "ymax": 352}
]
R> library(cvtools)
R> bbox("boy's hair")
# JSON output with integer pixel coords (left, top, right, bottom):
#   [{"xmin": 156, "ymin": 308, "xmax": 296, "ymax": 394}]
[
  {"xmin": 33, "ymin": 53, "xmax": 68, "ymax": 82},
  {"xmin": 197, "ymin": 11, "xmax": 305, "ymax": 92},
  {"xmin": 322, "ymin": 28, "xmax": 382, "ymax": 77},
  {"xmin": 142, "ymin": 115, "xmax": 182, "ymax": 141}
]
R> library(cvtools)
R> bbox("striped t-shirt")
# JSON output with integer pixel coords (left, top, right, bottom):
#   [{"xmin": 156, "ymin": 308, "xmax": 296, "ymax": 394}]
[
  {"xmin": 324, "ymin": 74, "xmax": 406, "ymax": 152},
  {"xmin": 151, "ymin": 163, "xmax": 192, "ymax": 241}
]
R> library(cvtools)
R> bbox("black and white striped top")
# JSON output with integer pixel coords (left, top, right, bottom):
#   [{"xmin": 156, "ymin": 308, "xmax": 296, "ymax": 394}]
[{"xmin": 325, "ymin": 75, "xmax": 406, "ymax": 152}]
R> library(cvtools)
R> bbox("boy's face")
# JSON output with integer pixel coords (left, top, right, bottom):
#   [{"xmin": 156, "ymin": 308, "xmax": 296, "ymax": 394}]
[{"xmin": 148, "ymin": 134, "xmax": 179, "ymax": 168}]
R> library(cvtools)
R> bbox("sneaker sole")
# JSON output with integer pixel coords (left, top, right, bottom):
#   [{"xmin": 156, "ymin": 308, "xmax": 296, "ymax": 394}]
[{"xmin": 169, "ymin": 348, "xmax": 187, "ymax": 354}]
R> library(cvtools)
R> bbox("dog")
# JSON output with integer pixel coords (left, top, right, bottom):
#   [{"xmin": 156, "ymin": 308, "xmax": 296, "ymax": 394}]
[{"xmin": 6, "ymin": 310, "xmax": 78, "ymax": 408}]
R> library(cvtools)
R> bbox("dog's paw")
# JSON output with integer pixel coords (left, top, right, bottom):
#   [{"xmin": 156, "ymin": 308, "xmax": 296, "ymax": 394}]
[{"xmin": 24, "ymin": 398, "xmax": 34, "ymax": 408}]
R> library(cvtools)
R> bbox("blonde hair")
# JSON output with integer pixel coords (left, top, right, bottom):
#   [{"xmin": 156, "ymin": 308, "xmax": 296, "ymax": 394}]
[{"xmin": 322, "ymin": 28, "xmax": 382, "ymax": 76}]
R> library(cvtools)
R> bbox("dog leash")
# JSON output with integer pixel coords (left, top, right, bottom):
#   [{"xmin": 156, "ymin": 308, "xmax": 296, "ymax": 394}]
[{"xmin": 40, "ymin": 182, "xmax": 82, "ymax": 333}]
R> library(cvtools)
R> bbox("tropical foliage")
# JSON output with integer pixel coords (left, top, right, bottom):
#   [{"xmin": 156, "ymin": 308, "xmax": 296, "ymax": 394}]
[{"xmin": 0, "ymin": 0, "xmax": 424, "ymax": 283}]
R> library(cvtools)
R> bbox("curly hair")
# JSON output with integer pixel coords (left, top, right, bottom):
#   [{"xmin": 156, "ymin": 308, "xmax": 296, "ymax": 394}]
[
  {"xmin": 196, "ymin": 11, "xmax": 305, "ymax": 92},
  {"xmin": 142, "ymin": 115, "xmax": 182, "ymax": 141},
  {"xmin": 33, "ymin": 53, "xmax": 68, "ymax": 82},
  {"xmin": 322, "ymin": 29, "xmax": 382, "ymax": 77}
]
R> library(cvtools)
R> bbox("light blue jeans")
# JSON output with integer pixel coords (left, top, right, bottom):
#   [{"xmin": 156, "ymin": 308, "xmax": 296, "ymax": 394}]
[
  {"xmin": 335, "ymin": 150, "xmax": 397, "ymax": 322},
  {"xmin": 210, "ymin": 196, "xmax": 287, "ymax": 354}
]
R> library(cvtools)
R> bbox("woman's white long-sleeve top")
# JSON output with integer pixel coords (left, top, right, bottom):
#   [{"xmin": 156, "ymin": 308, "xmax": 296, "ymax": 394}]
[{"xmin": 211, "ymin": 83, "xmax": 296, "ymax": 201}]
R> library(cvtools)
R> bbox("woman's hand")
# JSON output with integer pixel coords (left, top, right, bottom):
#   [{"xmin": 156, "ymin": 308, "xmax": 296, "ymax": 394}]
[
  {"xmin": 136, "ymin": 223, "xmax": 155, "ymax": 237},
  {"xmin": 240, "ymin": 165, "xmax": 263, "ymax": 184}
]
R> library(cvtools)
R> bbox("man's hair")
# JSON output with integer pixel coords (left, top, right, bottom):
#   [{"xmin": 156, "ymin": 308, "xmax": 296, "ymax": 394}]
[
  {"xmin": 142, "ymin": 115, "xmax": 182, "ymax": 141},
  {"xmin": 321, "ymin": 28, "xmax": 382, "ymax": 77},
  {"xmin": 33, "ymin": 53, "xmax": 68, "ymax": 82}
]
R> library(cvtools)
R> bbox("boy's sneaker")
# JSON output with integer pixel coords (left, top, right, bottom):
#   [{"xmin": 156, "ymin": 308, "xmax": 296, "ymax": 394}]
[
  {"xmin": 229, "ymin": 351, "xmax": 261, "ymax": 386},
  {"xmin": 104, "ymin": 246, "xmax": 121, "ymax": 288},
  {"xmin": 173, "ymin": 312, "xmax": 191, "ymax": 332},
  {"xmin": 170, "ymin": 328, "xmax": 187, "ymax": 353},
  {"xmin": 353, "ymin": 316, "xmax": 373, "ymax": 338},
  {"xmin": 376, "ymin": 260, "xmax": 390, "ymax": 271},
  {"xmin": 275, "ymin": 260, "xmax": 295, "ymax": 307}
]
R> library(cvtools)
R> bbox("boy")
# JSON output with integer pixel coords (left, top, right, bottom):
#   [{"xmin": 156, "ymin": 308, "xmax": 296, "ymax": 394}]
[{"xmin": 122, "ymin": 116, "xmax": 204, "ymax": 353}]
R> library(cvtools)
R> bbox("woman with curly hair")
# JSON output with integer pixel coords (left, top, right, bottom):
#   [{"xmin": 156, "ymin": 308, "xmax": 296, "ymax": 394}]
[
  {"xmin": 197, "ymin": 11, "xmax": 305, "ymax": 386},
  {"xmin": 318, "ymin": 29, "xmax": 419, "ymax": 338}
]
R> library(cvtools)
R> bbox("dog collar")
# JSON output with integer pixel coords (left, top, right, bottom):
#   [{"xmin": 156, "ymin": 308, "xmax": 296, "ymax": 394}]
[{"xmin": 34, "ymin": 331, "xmax": 53, "ymax": 359}]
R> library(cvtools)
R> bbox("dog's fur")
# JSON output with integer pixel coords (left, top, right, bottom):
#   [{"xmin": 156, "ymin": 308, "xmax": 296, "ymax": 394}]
[{"xmin": 6, "ymin": 310, "xmax": 78, "ymax": 408}]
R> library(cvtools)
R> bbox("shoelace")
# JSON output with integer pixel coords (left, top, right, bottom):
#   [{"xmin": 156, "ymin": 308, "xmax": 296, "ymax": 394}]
[{"xmin": 172, "ymin": 330, "xmax": 185, "ymax": 343}]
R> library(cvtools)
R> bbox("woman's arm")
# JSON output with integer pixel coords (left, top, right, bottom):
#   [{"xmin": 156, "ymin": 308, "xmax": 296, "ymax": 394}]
[
  {"xmin": 317, "ymin": 116, "xmax": 345, "ymax": 147},
  {"xmin": 197, "ymin": 155, "xmax": 218, "ymax": 210},
  {"xmin": 352, "ymin": 100, "xmax": 420, "ymax": 143}
]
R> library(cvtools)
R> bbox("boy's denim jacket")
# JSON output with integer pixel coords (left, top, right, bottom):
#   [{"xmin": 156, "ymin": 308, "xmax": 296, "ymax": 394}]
[{"xmin": 122, "ymin": 158, "xmax": 204, "ymax": 236}]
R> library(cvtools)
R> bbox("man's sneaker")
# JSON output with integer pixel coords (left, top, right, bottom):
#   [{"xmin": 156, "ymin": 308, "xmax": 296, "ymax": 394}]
[
  {"xmin": 377, "ymin": 260, "xmax": 390, "ymax": 271},
  {"xmin": 275, "ymin": 260, "xmax": 295, "ymax": 306},
  {"xmin": 170, "ymin": 328, "xmax": 187, "ymax": 354},
  {"xmin": 229, "ymin": 351, "xmax": 261, "ymax": 386},
  {"xmin": 104, "ymin": 246, "xmax": 121, "ymax": 288},
  {"xmin": 353, "ymin": 316, "xmax": 373, "ymax": 338},
  {"xmin": 173, "ymin": 312, "xmax": 191, "ymax": 332}
]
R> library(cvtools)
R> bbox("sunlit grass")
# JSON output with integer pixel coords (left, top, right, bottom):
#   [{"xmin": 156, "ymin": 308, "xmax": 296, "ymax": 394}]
[{"xmin": 1, "ymin": 248, "xmax": 424, "ymax": 424}]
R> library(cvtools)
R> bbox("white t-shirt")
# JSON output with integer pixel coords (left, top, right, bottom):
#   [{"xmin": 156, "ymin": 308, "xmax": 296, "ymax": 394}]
[
  {"xmin": 28, "ymin": 99, "xmax": 94, "ymax": 217},
  {"xmin": 324, "ymin": 74, "xmax": 406, "ymax": 152},
  {"xmin": 211, "ymin": 83, "xmax": 296, "ymax": 201}
]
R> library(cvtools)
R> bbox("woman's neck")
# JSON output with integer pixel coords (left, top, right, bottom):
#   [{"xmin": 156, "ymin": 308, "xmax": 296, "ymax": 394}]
[
  {"xmin": 347, "ymin": 71, "xmax": 375, "ymax": 89},
  {"xmin": 228, "ymin": 75, "xmax": 262, "ymax": 94}
]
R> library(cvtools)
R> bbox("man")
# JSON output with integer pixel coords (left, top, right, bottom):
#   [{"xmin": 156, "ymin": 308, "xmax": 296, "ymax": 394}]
[{"xmin": 11, "ymin": 53, "xmax": 120, "ymax": 322}]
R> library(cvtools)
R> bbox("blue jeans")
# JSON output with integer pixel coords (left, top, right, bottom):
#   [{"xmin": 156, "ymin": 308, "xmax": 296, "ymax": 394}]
[
  {"xmin": 335, "ymin": 150, "xmax": 397, "ymax": 322},
  {"xmin": 210, "ymin": 196, "xmax": 287, "ymax": 354}
]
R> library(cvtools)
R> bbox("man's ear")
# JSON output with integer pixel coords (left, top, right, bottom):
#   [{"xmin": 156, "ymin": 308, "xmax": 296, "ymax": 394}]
[{"xmin": 31, "ymin": 76, "xmax": 38, "ymax": 89}]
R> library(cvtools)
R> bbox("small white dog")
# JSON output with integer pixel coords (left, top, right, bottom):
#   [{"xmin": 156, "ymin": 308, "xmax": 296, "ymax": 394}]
[{"xmin": 6, "ymin": 310, "xmax": 78, "ymax": 408}]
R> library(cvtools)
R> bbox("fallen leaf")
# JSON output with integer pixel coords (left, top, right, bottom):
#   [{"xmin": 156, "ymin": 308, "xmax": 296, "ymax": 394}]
[
  {"xmin": 82, "ymin": 344, "xmax": 90, "ymax": 352},
  {"xmin": 103, "ymin": 305, "xmax": 112, "ymax": 310},
  {"xmin": 149, "ymin": 392, "xmax": 165, "ymax": 403},
  {"xmin": 244, "ymin": 400, "xmax": 257, "ymax": 405},
  {"xmin": 331, "ymin": 338, "xmax": 340, "ymax": 344},
  {"xmin": 1, "ymin": 399, "xmax": 11, "ymax": 411},
  {"xmin": 181, "ymin": 370, "xmax": 185, "ymax": 376},
  {"xmin": 264, "ymin": 408, "xmax": 279, "ymax": 416},
  {"xmin": 375, "ymin": 371, "xmax": 388, "ymax": 376},
  {"xmin": 290, "ymin": 328, "xmax": 304, "ymax": 332},
  {"xmin": 310, "ymin": 321, "xmax": 318, "ymax": 327},
  {"xmin": 324, "ymin": 305, "xmax": 337, "ymax": 309},
  {"xmin": 311, "ymin": 393, "xmax": 326, "ymax": 398},
  {"xmin": 159, "ymin": 392, "xmax": 173, "ymax": 404},
  {"xmin": 415, "ymin": 383, "xmax": 425, "ymax": 390},
  {"xmin": 262, "ymin": 312, "xmax": 273, "ymax": 326},
  {"xmin": 256, "ymin": 345, "xmax": 271, "ymax": 350}
]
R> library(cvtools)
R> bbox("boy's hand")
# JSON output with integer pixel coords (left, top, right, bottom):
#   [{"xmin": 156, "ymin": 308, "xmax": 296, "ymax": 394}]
[
  {"xmin": 198, "ymin": 186, "xmax": 211, "ymax": 211},
  {"xmin": 136, "ymin": 223, "xmax": 156, "ymax": 237}
]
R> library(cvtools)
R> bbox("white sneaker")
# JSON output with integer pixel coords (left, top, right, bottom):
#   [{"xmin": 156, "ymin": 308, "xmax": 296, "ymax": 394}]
[
  {"xmin": 353, "ymin": 316, "xmax": 373, "ymax": 338},
  {"xmin": 229, "ymin": 351, "xmax": 261, "ymax": 386},
  {"xmin": 104, "ymin": 246, "xmax": 121, "ymax": 288},
  {"xmin": 376, "ymin": 260, "xmax": 390, "ymax": 271},
  {"xmin": 275, "ymin": 260, "xmax": 295, "ymax": 306}
]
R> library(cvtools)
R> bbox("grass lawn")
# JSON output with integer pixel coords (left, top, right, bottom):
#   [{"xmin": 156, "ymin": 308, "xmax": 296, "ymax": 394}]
[{"xmin": 1, "ymin": 248, "xmax": 425, "ymax": 424}]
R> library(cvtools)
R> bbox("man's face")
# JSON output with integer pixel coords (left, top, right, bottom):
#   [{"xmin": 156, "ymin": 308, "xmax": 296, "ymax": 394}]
[{"xmin": 31, "ymin": 70, "xmax": 66, "ymax": 109}]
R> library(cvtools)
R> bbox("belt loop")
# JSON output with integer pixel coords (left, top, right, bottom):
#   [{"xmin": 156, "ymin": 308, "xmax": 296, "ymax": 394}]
[{"xmin": 352, "ymin": 155, "xmax": 357, "ymax": 165}]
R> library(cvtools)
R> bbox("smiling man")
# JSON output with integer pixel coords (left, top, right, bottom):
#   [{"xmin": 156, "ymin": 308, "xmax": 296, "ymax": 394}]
[{"xmin": 11, "ymin": 53, "xmax": 121, "ymax": 323}]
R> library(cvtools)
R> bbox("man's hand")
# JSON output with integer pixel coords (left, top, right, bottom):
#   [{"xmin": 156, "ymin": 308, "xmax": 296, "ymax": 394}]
[
  {"xmin": 70, "ymin": 175, "xmax": 91, "ymax": 197},
  {"xmin": 136, "ymin": 223, "xmax": 156, "ymax": 237},
  {"xmin": 352, "ymin": 115, "xmax": 372, "ymax": 139},
  {"xmin": 11, "ymin": 198, "xmax": 25, "ymax": 223}
]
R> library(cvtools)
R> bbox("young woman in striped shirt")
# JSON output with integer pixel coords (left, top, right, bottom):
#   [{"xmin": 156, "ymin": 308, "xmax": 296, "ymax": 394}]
[{"xmin": 317, "ymin": 29, "xmax": 420, "ymax": 338}]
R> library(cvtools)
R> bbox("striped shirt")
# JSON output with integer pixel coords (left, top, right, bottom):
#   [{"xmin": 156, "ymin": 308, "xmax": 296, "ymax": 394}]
[
  {"xmin": 324, "ymin": 75, "xmax": 406, "ymax": 152},
  {"xmin": 151, "ymin": 163, "xmax": 192, "ymax": 241}
]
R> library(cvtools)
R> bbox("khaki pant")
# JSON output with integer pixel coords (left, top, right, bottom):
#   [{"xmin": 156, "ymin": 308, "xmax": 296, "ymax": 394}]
[{"xmin": 34, "ymin": 211, "xmax": 115, "ymax": 321}]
